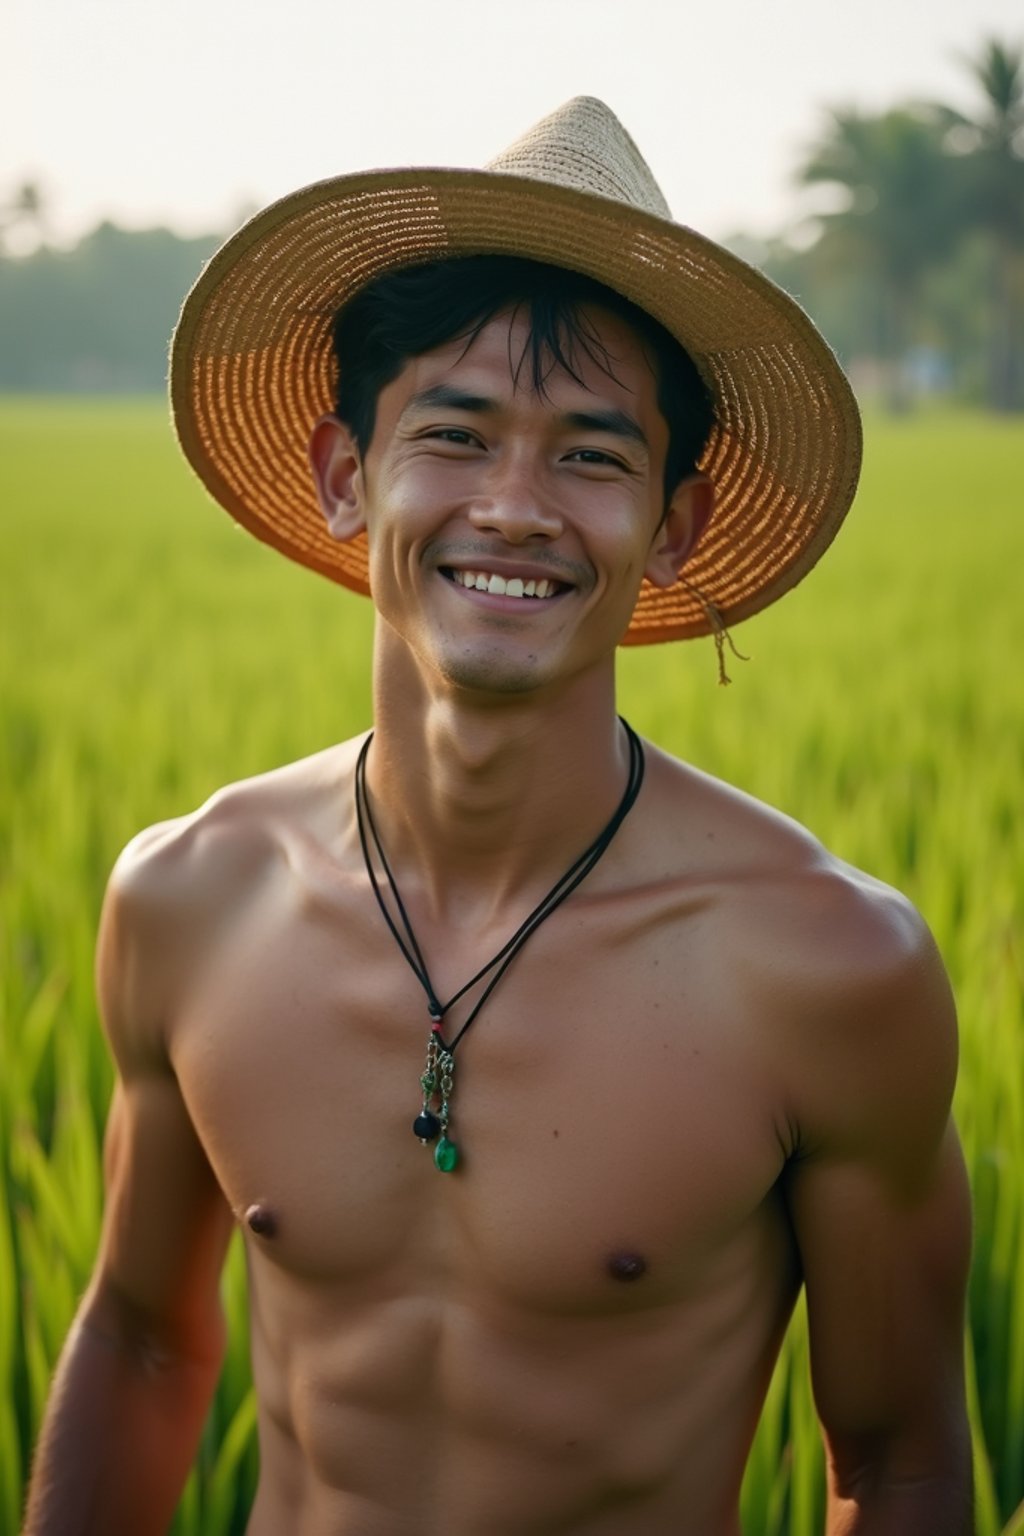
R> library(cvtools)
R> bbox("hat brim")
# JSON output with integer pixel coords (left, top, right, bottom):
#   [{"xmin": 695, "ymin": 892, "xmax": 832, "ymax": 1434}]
[{"xmin": 170, "ymin": 168, "xmax": 862, "ymax": 643}]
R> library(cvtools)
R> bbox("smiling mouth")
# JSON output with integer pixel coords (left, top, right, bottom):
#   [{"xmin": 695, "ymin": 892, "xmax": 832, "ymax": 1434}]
[{"xmin": 442, "ymin": 568, "xmax": 570, "ymax": 600}]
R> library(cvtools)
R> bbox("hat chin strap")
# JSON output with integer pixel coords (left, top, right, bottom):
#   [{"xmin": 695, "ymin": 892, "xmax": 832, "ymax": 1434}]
[{"xmin": 676, "ymin": 577, "xmax": 750, "ymax": 686}]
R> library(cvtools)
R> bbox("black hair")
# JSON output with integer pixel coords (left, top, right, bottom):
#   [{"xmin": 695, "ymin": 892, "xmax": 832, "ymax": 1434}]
[{"xmin": 331, "ymin": 255, "xmax": 715, "ymax": 503}]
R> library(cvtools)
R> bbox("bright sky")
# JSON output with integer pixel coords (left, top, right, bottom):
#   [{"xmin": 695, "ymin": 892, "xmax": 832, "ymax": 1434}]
[{"xmin": 5, "ymin": 0, "xmax": 1021, "ymax": 249}]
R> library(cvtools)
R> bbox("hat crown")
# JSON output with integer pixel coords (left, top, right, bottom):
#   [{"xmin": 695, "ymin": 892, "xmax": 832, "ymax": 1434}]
[{"xmin": 485, "ymin": 96, "xmax": 672, "ymax": 221}]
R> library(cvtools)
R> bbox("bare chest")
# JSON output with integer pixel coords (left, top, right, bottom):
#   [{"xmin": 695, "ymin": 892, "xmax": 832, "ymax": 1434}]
[{"xmin": 172, "ymin": 881, "xmax": 791, "ymax": 1311}]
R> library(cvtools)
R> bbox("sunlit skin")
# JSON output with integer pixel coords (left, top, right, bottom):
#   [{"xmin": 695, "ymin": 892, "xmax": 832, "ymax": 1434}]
[
  {"xmin": 311, "ymin": 308, "xmax": 708, "ymax": 717},
  {"xmin": 23, "ymin": 308, "xmax": 972, "ymax": 1536}
]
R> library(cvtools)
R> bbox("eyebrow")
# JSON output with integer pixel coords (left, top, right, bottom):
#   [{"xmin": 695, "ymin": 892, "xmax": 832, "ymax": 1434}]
[
  {"xmin": 562, "ymin": 408, "xmax": 649, "ymax": 450},
  {"xmin": 399, "ymin": 385, "xmax": 649, "ymax": 450},
  {"xmin": 399, "ymin": 384, "xmax": 495, "ymax": 420}
]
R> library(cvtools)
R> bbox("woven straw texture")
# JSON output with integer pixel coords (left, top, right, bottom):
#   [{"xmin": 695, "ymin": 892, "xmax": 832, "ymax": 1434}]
[{"xmin": 171, "ymin": 98, "xmax": 862, "ymax": 643}]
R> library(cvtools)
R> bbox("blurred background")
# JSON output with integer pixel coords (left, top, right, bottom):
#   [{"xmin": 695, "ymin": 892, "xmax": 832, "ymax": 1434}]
[
  {"xmin": 2, "ymin": 0, "xmax": 1023, "ymax": 407},
  {"xmin": 2, "ymin": 3, "xmax": 1022, "ymax": 1534}
]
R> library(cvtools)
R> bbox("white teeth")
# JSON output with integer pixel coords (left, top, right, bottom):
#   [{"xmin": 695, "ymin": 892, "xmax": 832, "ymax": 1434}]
[{"xmin": 451, "ymin": 569, "xmax": 558, "ymax": 599}]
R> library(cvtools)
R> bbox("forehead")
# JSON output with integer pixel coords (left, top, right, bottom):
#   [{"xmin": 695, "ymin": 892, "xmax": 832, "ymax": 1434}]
[{"xmin": 381, "ymin": 303, "xmax": 663, "ymax": 419}]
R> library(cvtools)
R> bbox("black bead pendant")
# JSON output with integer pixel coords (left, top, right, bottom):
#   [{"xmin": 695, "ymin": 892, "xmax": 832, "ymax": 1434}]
[{"xmin": 413, "ymin": 1110, "xmax": 442, "ymax": 1143}]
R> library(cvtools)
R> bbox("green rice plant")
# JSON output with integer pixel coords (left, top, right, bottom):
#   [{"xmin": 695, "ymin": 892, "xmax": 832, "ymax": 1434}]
[{"xmin": 2, "ymin": 400, "xmax": 1022, "ymax": 1534}]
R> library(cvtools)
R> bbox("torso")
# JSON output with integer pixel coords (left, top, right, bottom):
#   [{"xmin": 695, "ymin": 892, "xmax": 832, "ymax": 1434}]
[{"xmin": 128, "ymin": 735, "xmax": 875, "ymax": 1535}]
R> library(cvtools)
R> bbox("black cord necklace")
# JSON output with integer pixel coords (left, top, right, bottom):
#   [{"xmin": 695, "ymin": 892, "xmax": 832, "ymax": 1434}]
[{"xmin": 354, "ymin": 719, "xmax": 645, "ymax": 1172}]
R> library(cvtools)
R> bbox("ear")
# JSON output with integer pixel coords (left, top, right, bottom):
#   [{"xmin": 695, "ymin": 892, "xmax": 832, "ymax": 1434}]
[
  {"xmin": 308, "ymin": 413, "xmax": 367, "ymax": 542},
  {"xmin": 644, "ymin": 474, "xmax": 714, "ymax": 590}
]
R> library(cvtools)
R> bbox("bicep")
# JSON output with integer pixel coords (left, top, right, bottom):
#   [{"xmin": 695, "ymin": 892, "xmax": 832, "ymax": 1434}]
[
  {"xmin": 788, "ymin": 1119, "xmax": 971, "ymax": 1455},
  {"xmin": 89, "ymin": 851, "xmax": 233, "ymax": 1358},
  {"xmin": 775, "ymin": 891, "xmax": 973, "ymax": 1480},
  {"xmin": 93, "ymin": 1072, "xmax": 234, "ymax": 1359}
]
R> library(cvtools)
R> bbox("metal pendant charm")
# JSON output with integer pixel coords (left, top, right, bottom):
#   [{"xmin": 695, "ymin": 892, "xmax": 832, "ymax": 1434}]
[
  {"xmin": 433, "ymin": 1042, "xmax": 458, "ymax": 1171},
  {"xmin": 413, "ymin": 1031, "xmax": 442, "ymax": 1143},
  {"xmin": 413, "ymin": 1028, "xmax": 459, "ymax": 1170}
]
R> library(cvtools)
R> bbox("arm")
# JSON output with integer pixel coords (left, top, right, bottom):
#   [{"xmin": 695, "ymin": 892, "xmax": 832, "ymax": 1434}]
[
  {"xmin": 23, "ymin": 844, "xmax": 234, "ymax": 1536},
  {"xmin": 782, "ymin": 887, "xmax": 973, "ymax": 1535}
]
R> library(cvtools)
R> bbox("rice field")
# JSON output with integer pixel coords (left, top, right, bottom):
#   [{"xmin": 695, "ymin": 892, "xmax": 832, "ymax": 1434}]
[{"xmin": 1, "ymin": 398, "xmax": 1022, "ymax": 1534}]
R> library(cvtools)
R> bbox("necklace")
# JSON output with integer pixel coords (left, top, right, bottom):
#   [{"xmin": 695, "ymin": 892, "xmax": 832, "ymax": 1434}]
[{"xmin": 354, "ymin": 719, "xmax": 645, "ymax": 1172}]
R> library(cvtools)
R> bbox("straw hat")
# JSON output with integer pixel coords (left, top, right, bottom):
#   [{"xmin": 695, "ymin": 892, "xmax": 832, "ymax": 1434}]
[{"xmin": 170, "ymin": 96, "xmax": 862, "ymax": 645}]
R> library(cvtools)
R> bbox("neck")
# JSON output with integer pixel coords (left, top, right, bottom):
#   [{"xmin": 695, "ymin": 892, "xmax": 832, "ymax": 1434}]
[{"xmin": 364, "ymin": 649, "xmax": 631, "ymax": 922}]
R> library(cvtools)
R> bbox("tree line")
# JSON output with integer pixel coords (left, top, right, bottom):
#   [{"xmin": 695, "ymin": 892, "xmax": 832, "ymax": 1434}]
[
  {"xmin": 0, "ymin": 219, "xmax": 220, "ymax": 393},
  {"xmin": 2, "ymin": 36, "xmax": 1022, "ymax": 409}
]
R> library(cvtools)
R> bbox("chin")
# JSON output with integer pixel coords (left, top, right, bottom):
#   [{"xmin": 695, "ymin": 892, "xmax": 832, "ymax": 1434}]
[{"xmin": 434, "ymin": 641, "xmax": 554, "ymax": 696}]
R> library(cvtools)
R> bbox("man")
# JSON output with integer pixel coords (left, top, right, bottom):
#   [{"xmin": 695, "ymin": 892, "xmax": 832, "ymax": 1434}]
[{"xmin": 24, "ymin": 98, "xmax": 971, "ymax": 1535}]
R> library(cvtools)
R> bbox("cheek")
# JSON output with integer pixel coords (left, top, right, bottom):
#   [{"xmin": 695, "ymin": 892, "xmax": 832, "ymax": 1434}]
[
  {"xmin": 584, "ymin": 500, "xmax": 661, "ymax": 577},
  {"xmin": 564, "ymin": 472, "xmax": 659, "ymax": 531},
  {"xmin": 369, "ymin": 462, "xmax": 473, "ymax": 544}
]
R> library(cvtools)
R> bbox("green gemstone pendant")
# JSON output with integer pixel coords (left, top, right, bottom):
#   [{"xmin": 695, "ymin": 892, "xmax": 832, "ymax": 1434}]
[{"xmin": 434, "ymin": 1136, "xmax": 459, "ymax": 1173}]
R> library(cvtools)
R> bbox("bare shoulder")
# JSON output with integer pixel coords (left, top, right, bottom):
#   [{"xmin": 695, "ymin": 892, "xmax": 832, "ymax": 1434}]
[
  {"xmin": 98, "ymin": 738, "xmax": 364, "ymax": 1057},
  {"xmin": 754, "ymin": 849, "xmax": 957, "ymax": 1160},
  {"xmin": 643, "ymin": 743, "xmax": 958, "ymax": 1154}
]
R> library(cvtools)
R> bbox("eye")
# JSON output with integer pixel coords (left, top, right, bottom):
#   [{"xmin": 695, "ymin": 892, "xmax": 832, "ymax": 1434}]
[
  {"xmin": 423, "ymin": 427, "xmax": 480, "ymax": 447},
  {"xmin": 565, "ymin": 448, "xmax": 626, "ymax": 468}
]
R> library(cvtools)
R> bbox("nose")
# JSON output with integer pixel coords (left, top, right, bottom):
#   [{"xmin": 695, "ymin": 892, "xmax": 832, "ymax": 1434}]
[{"xmin": 466, "ymin": 456, "xmax": 563, "ymax": 544}]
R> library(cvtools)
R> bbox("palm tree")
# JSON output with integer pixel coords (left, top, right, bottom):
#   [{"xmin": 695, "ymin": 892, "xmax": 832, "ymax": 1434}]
[
  {"xmin": 797, "ymin": 107, "xmax": 953, "ymax": 409},
  {"xmin": 0, "ymin": 180, "xmax": 49, "ymax": 253},
  {"xmin": 934, "ymin": 38, "xmax": 1024, "ymax": 409}
]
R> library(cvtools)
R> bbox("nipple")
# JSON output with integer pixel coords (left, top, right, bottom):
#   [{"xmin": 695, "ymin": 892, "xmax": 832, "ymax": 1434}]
[
  {"xmin": 607, "ymin": 1251, "xmax": 647, "ymax": 1282},
  {"xmin": 244, "ymin": 1203, "xmax": 277, "ymax": 1238}
]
